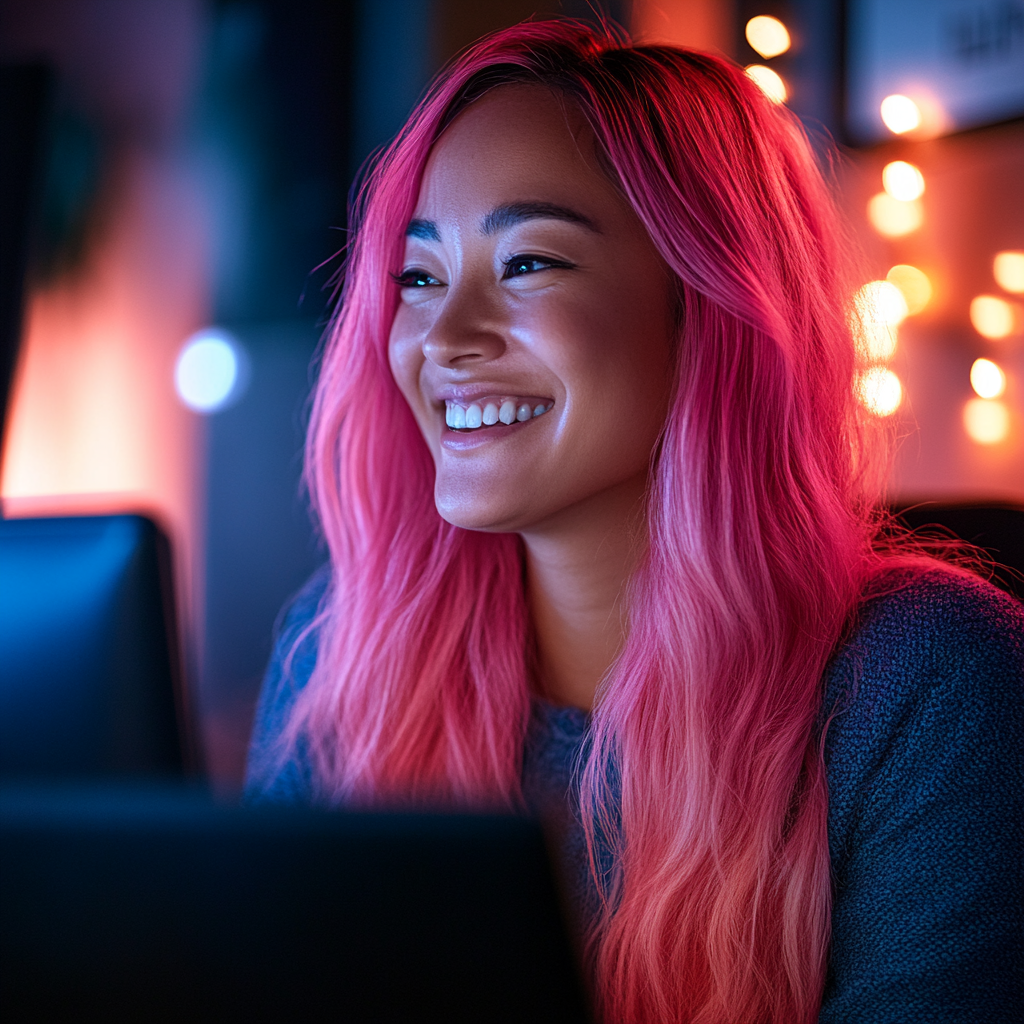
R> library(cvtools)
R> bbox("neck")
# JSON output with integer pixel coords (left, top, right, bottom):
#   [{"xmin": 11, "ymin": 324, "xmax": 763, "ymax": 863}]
[{"xmin": 520, "ymin": 473, "xmax": 647, "ymax": 711}]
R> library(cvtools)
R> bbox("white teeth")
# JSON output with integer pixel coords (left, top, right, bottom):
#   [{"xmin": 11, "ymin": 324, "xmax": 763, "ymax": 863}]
[{"xmin": 446, "ymin": 398, "xmax": 553, "ymax": 430}]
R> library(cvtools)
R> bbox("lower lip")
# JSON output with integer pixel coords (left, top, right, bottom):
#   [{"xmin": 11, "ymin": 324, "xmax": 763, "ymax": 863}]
[{"xmin": 440, "ymin": 416, "xmax": 541, "ymax": 450}]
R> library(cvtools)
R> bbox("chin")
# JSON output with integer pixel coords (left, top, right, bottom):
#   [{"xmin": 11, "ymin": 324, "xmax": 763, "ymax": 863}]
[{"xmin": 433, "ymin": 486, "xmax": 532, "ymax": 534}]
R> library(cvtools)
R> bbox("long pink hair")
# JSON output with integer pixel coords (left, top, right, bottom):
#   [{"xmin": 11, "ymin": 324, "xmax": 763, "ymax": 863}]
[{"xmin": 281, "ymin": 20, "xmax": 894, "ymax": 1023}]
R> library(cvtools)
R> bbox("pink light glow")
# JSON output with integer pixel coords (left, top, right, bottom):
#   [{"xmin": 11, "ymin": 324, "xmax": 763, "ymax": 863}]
[{"xmin": 1, "ymin": 152, "xmax": 210, "ymax": 674}]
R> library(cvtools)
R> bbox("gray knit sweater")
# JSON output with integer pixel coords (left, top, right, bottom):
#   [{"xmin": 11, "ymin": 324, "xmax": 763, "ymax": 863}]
[{"xmin": 247, "ymin": 568, "xmax": 1024, "ymax": 1022}]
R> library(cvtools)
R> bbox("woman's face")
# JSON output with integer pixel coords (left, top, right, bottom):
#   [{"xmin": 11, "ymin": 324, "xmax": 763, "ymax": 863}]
[{"xmin": 388, "ymin": 85, "xmax": 676, "ymax": 535}]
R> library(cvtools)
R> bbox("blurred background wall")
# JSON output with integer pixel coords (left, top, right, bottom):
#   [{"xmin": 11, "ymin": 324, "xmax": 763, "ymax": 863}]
[{"xmin": 2, "ymin": 0, "xmax": 1021, "ymax": 792}]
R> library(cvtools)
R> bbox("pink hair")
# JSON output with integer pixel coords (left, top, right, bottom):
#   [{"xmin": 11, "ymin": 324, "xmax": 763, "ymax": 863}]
[{"xmin": 282, "ymin": 20, "xmax": 898, "ymax": 1023}]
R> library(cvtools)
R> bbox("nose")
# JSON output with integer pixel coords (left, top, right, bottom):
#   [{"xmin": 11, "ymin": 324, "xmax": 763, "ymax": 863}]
[{"xmin": 422, "ymin": 278, "xmax": 507, "ymax": 368}]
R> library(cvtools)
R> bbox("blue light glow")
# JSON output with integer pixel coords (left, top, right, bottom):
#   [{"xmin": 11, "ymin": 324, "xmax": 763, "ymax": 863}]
[{"xmin": 174, "ymin": 329, "xmax": 245, "ymax": 413}]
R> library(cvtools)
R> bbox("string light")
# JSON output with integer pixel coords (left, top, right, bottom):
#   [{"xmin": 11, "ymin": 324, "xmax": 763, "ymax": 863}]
[
  {"xmin": 867, "ymin": 193, "xmax": 923, "ymax": 237},
  {"xmin": 880, "ymin": 94, "xmax": 921, "ymax": 134},
  {"xmin": 970, "ymin": 358, "xmax": 1006, "ymax": 399},
  {"xmin": 858, "ymin": 367, "xmax": 903, "ymax": 416},
  {"xmin": 882, "ymin": 161, "xmax": 925, "ymax": 202},
  {"xmin": 745, "ymin": 16, "xmax": 791, "ymax": 58},
  {"xmin": 970, "ymin": 295, "xmax": 1018, "ymax": 339},
  {"xmin": 886, "ymin": 265, "xmax": 932, "ymax": 314},
  {"xmin": 744, "ymin": 65, "xmax": 787, "ymax": 104},
  {"xmin": 963, "ymin": 398, "xmax": 1010, "ymax": 444},
  {"xmin": 993, "ymin": 251, "xmax": 1024, "ymax": 294},
  {"xmin": 854, "ymin": 280, "xmax": 907, "ymax": 361}
]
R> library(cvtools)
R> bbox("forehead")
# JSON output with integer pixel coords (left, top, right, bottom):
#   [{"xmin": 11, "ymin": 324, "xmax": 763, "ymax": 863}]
[{"xmin": 413, "ymin": 84, "xmax": 621, "ymax": 220}]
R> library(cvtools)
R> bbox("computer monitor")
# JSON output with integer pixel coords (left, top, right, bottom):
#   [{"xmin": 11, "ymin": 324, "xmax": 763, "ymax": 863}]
[
  {"xmin": 0, "ymin": 514, "xmax": 188, "ymax": 777},
  {"xmin": 0, "ymin": 783, "xmax": 592, "ymax": 1023}
]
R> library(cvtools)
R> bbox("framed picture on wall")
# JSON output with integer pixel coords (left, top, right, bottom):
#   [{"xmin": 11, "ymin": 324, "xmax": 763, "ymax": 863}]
[{"xmin": 846, "ymin": 0, "xmax": 1024, "ymax": 144}]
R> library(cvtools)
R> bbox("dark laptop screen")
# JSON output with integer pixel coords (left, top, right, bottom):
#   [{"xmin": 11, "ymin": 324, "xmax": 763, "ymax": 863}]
[
  {"xmin": 0, "ymin": 784, "xmax": 591, "ymax": 1023},
  {"xmin": 0, "ymin": 514, "xmax": 185, "ymax": 777}
]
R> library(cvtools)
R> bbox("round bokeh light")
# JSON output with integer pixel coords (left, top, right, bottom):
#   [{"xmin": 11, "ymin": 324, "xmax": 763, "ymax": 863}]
[
  {"xmin": 857, "ymin": 367, "xmax": 903, "ymax": 417},
  {"xmin": 970, "ymin": 358, "xmax": 1006, "ymax": 400},
  {"xmin": 745, "ymin": 16, "xmax": 791, "ymax": 59},
  {"xmin": 744, "ymin": 64, "xmax": 787, "ymax": 104},
  {"xmin": 963, "ymin": 398, "xmax": 1010, "ymax": 445},
  {"xmin": 880, "ymin": 94, "xmax": 921, "ymax": 134},
  {"xmin": 175, "ymin": 329, "xmax": 246, "ymax": 413}
]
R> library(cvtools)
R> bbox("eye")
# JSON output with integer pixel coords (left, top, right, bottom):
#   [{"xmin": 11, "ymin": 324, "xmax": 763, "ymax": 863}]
[
  {"xmin": 392, "ymin": 268, "xmax": 444, "ymax": 288},
  {"xmin": 501, "ymin": 254, "xmax": 573, "ymax": 279}
]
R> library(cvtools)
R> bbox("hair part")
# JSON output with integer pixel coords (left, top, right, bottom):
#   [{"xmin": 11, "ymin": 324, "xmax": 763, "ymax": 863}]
[{"xmin": 263, "ymin": 19, "xmax": 925, "ymax": 1023}]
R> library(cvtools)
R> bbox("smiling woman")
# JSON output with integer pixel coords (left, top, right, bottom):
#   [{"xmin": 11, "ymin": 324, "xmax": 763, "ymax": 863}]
[
  {"xmin": 387, "ymin": 85, "xmax": 675, "ymax": 707},
  {"xmin": 245, "ymin": 20, "xmax": 1024, "ymax": 1024}
]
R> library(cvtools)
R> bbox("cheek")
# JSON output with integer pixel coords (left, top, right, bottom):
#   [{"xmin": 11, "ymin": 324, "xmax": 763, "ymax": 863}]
[
  {"xmin": 387, "ymin": 315, "xmax": 425, "ymax": 412},
  {"xmin": 542, "ymin": 284, "xmax": 673, "ymax": 405},
  {"xmin": 550, "ymin": 291, "xmax": 673, "ymax": 475}
]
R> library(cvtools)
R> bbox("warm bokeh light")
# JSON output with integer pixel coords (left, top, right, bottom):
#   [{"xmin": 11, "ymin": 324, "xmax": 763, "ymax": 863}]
[
  {"xmin": 886, "ymin": 265, "xmax": 932, "ymax": 315},
  {"xmin": 744, "ymin": 64, "xmax": 787, "ymax": 104},
  {"xmin": 867, "ymin": 192, "xmax": 923, "ymax": 237},
  {"xmin": 970, "ymin": 295, "xmax": 1018, "ymax": 338},
  {"xmin": 993, "ymin": 251, "xmax": 1024, "ymax": 294},
  {"xmin": 744, "ymin": 15, "xmax": 790, "ymax": 58},
  {"xmin": 970, "ymin": 358, "xmax": 1007, "ymax": 399},
  {"xmin": 858, "ymin": 367, "xmax": 903, "ymax": 416},
  {"xmin": 882, "ymin": 161, "xmax": 925, "ymax": 202},
  {"xmin": 963, "ymin": 398, "xmax": 1010, "ymax": 444},
  {"xmin": 880, "ymin": 94, "xmax": 921, "ymax": 134},
  {"xmin": 854, "ymin": 280, "xmax": 908, "ymax": 361}
]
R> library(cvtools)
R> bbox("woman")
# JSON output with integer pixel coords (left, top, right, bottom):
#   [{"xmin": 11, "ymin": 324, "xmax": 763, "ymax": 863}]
[{"xmin": 247, "ymin": 20, "xmax": 1023, "ymax": 1023}]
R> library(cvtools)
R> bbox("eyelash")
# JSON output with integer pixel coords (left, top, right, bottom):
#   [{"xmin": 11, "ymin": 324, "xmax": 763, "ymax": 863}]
[
  {"xmin": 501, "ymin": 254, "xmax": 574, "ymax": 278},
  {"xmin": 391, "ymin": 269, "xmax": 441, "ymax": 288},
  {"xmin": 391, "ymin": 254, "xmax": 574, "ymax": 288}
]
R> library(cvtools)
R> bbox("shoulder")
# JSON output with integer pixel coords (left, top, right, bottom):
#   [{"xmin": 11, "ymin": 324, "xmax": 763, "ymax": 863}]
[
  {"xmin": 262, "ymin": 562, "xmax": 332, "ymax": 706},
  {"xmin": 823, "ymin": 565, "xmax": 1023, "ymax": 801},
  {"xmin": 819, "ymin": 567, "xmax": 1024, "ymax": 1019},
  {"xmin": 849, "ymin": 563, "xmax": 1021, "ymax": 653},
  {"xmin": 824, "ymin": 566, "xmax": 1023, "ymax": 726},
  {"xmin": 823, "ymin": 563, "xmax": 1023, "ymax": 827},
  {"xmin": 244, "ymin": 564, "xmax": 332, "ymax": 802},
  {"xmin": 277, "ymin": 562, "xmax": 332, "ymax": 648}
]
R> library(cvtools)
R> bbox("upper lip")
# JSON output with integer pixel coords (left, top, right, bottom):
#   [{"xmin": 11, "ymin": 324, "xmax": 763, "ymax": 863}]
[{"xmin": 429, "ymin": 383, "xmax": 554, "ymax": 405}]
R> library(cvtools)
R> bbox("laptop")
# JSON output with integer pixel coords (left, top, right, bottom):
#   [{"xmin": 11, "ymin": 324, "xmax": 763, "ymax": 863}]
[{"xmin": 0, "ymin": 783, "xmax": 592, "ymax": 1023}]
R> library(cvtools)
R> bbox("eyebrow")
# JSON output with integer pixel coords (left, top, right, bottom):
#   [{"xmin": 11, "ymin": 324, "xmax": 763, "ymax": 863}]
[
  {"xmin": 481, "ymin": 201, "xmax": 599, "ymax": 235},
  {"xmin": 405, "ymin": 218, "xmax": 441, "ymax": 241},
  {"xmin": 403, "ymin": 201, "xmax": 599, "ymax": 242}
]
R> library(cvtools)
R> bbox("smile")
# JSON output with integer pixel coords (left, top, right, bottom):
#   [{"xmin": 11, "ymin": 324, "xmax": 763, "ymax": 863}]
[{"xmin": 445, "ymin": 397, "xmax": 553, "ymax": 431}]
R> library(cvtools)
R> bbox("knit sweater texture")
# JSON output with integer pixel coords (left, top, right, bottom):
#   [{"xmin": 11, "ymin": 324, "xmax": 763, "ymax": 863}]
[{"xmin": 246, "ymin": 567, "xmax": 1024, "ymax": 1022}]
